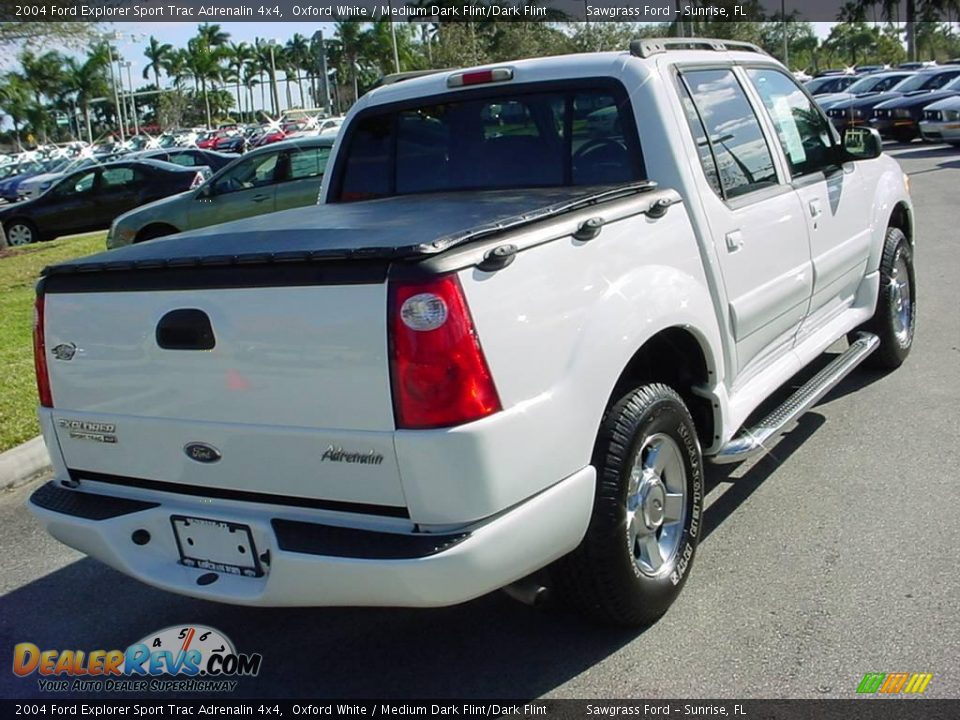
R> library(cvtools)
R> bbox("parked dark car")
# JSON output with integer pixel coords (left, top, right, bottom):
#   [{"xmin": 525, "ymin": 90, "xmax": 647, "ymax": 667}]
[
  {"xmin": 814, "ymin": 71, "xmax": 915, "ymax": 111},
  {"xmin": 870, "ymin": 74, "xmax": 960, "ymax": 141},
  {"xmin": 0, "ymin": 159, "xmax": 208, "ymax": 246},
  {"xmin": 131, "ymin": 148, "xmax": 235, "ymax": 173},
  {"xmin": 213, "ymin": 133, "xmax": 249, "ymax": 154},
  {"xmin": 0, "ymin": 159, "xmax": 68, "ymax": 201},
  {"xmin": 826, "ymin": 67, "xmax": 960, "ymax": 134},
  {"xmin": 804, "ymin": 74, "xmax": 858, "ymax": 95}
]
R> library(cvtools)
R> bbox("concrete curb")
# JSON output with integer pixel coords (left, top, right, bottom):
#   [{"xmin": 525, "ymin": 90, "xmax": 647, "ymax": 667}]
[{"xmin": 0, "ymin": 436, "xmax": 51, "ymax": 490}]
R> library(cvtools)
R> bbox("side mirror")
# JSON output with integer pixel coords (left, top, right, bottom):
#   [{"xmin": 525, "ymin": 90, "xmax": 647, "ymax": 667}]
[
  {"xmin": 197, "ymin": 183, "xmax": 213, "ymax": 199},
  {"xmin": 841, "ymin": 126, "xmax": 883, "ymax": 161}
]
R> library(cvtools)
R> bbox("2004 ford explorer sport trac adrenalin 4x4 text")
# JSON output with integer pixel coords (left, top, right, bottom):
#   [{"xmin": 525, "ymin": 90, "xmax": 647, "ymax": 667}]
[{"xmin": 28, "ymin": 39, "xmax": 915, "ymax": 626}]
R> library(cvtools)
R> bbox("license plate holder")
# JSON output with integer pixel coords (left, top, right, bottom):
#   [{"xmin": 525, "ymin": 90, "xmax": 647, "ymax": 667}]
[{"xmin": 171, "ymin": 515, "xmax": 263, "ymax": 578}]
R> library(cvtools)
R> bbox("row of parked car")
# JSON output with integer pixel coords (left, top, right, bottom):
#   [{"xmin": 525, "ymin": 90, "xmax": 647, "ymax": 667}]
[
  {"xmin": 807, "ymin": 65, "xmax": 960, "ymax": 144},
  {"xmin": 0, "ymin": 133, "xmax": 336, "ymax": 247},
  {"xmin": 0, "ymin": 109, "xmax": 347, "ymax": 248}
]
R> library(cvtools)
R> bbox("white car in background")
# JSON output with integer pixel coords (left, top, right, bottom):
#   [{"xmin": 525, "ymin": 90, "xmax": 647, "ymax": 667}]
[{"xmin": 919, "ymin": 95, "xmax": 960, "ymax": 145}]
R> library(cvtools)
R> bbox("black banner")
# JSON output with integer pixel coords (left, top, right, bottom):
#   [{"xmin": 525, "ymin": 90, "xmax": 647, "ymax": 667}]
[
  {"xmin": 0, "ymin": 0, "xmax": 943, "ymax": 24},
  {"xmin": 2, "ymin": 700, "xmax": 960, "ymax": 719}
]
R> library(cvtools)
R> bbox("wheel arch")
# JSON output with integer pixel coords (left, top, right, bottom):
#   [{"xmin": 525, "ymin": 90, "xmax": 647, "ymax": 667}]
[
  {"xmin": 605, "ymin": 326, "xmax": 717, "ymax": 452},
  {"xmin": 888, "ymin": 201, "xmax": 913, "ymax": 248},
  {"xmin": 134, "ymin": 223, "xmax": 180, "ymax": 244}
]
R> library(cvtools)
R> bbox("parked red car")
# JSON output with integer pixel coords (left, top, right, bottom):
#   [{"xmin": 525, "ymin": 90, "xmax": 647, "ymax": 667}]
[
  {"xmin": 251, "ymin": 122, "xmax": 304, "ymax": 148},
  {"xmin": 196, "ymin": 129, "xmax": 237, "ymax": 149}
]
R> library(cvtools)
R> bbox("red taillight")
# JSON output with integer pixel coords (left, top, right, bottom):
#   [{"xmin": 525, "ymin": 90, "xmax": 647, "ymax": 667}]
[
  {"xmin": 389, "ymin": 275, "xmax": 501, "ymax": 429},
  {"xmin": 33, "ymin": 294, "xmax": 52, "ymax": 408}
]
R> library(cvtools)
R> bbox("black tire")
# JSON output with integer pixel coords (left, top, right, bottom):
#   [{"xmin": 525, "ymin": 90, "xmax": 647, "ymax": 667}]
[
  {"xmin": 549, "ymin": 384, "xmax": 704, "ymax": 626},
  {"xmin": 4, "ymin": 219, "xmax": 38, "ymax": 246},
  {"xmin": 135, "ymin": 224, "xmax": 178, "ymax": 244},
  {"xmin": 852, "ymin": 226, "xmax": 916, "ymax": 369}
]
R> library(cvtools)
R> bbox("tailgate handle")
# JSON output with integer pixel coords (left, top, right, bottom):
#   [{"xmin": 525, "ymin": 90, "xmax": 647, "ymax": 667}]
[{"xmin": 156, "ymin": 309, "xmax": 216, "ymax": 351}]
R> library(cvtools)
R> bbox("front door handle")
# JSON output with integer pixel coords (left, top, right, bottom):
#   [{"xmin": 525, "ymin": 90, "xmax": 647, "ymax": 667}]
[
  {"xmin": 809, "ymin": 198, "xmax": 823, "ymax": 218},
  {"xmin": 251, "ymin": 194, "xmax": 270, "ymax": 203},
  {"xmin": 725, "ymin": 230, "xmax": 744, "ymax": 252}
]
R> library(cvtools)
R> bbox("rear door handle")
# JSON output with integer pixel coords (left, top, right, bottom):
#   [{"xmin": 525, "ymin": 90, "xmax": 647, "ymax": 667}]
[
  {"xmin": 725, "ymin": 230, "xmax": 744, "ymax": 252},
  {"xmin": 251, "ymin": 194, "xmax": 270, "ymax": 203}
]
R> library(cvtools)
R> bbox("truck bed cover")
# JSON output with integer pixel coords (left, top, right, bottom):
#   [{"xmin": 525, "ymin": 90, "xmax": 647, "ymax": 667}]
[{"xmin": 43, "ymin": 184, "xmax": 656, "ymax": 278}]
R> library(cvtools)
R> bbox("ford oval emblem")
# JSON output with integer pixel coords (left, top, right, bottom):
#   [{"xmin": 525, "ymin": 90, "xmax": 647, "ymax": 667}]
[{"xmin": 184, "ymin": 443, "xmax": 221, "ymax": 464}]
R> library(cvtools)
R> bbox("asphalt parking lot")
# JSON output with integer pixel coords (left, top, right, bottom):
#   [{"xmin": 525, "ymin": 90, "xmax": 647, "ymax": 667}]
[{"xmin": 1, "ymin": 144, "xmax": 958, "ymax": 701}]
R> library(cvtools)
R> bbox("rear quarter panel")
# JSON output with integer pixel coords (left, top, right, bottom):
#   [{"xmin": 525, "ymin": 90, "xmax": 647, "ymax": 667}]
[{"xmin": 394, "ymin": 204, "xmax": 723, "ymax": 525}]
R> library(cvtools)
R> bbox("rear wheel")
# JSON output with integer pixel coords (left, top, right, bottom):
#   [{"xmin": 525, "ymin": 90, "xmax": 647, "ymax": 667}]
[
  {"xmin": 550, "ymin": 384, "xmax": 704, "ymax": 626},
  {"xmin": 5, "ymin": 220, "xmax": 37, "ymax": 246},
  {"xmin": 853, "ymin": 226, "xmax": 915, "ymax": 369}
]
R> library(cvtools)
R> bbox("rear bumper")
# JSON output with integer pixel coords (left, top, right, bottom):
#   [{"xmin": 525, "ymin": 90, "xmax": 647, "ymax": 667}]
[{"xmin": 28, "ymin": 466, "xmax": 595, "ymax": 607}]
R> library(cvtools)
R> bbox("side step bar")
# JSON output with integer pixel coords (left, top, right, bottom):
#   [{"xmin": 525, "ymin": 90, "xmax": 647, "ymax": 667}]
[{"xmin": 711, "ymin": 333, "xmax": 879, "ymax": 464}]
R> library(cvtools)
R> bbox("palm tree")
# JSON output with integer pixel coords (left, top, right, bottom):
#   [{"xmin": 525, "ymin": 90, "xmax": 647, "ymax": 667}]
[
  {"xmin": 286, "ymin": 33, "xmax": 311, "ymax": 107},
  {"xmin": 254, "ymin": 38, "xmax": 281, "ymax": 116},
  {"xmin": 226, "ymin": 42, "xmax": 253, "ymax": 122},
  {"xmin": 242, "ymin": 62, "xmax": 260, "ymax": 123},
  {"xmin": 143, "ymin": 35, "xmax": 173, "ymax": 89},
  {"xmin": 197, "ymin": 23, "xmax": 230, "ymax": 49},
  {"xmin": 164, "ymin": 48, "xmax": 189, "ymax": 92},
  {"xmin": 184, "ymin": 37, "xmax": 222, "ymax": 127},
  {"xmin": 65, "ymin": 45, "xmax": 109, "ymax": 143},
  {"xmin": 334, "ymin": 21, "xmax": 365, "ymax": 105},
  {"xmin": 19, "ymin": 49, "xmax": 65, "ymax": 142},
  {"xmin": 0, "ymin": 73, "xmax": 32, "ymax": 150}
]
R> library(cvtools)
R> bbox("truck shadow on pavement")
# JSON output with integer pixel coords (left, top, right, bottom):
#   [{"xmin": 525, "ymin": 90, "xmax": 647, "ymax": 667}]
[{"xmin": 0, "ymin": 357, "xmax": 889, "ymax": 701}]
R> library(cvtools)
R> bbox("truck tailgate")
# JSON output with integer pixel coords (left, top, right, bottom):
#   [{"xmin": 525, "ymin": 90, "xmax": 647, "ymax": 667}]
[{"xmin": 43, "ymin": 282, "xmax": 407, "ymax": 513}]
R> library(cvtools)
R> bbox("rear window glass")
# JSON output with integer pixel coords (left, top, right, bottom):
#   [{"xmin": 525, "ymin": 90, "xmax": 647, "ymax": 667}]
[{"xmin": 336, "ymin": 85, "xmax": 643, "ymax": 201}]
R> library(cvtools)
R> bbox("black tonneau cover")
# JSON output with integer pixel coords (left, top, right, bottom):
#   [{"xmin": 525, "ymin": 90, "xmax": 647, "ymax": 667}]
[{"xmin": 43, "ymin": 183, "xmax": 655, "ymax": 277}]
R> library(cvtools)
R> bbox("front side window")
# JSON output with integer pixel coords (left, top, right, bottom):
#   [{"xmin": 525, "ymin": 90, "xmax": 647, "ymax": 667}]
[
  {"xmin": 680, "ymin": 69, "xmax": 778, "ymax": 199},
  {"xmin": 212, "ymin": 153, "xmax": 278, "ymax": 194},
  {"xmin": 54, "ymin": 170, "xmax": 96, "ymax": 197},
  {"xmin": 336, "ymin": 84, "xmax": 643, "ymax": 201},
  {"xmin": 747, "ymin": 68, "xmax": 836, "ymax": 178}
]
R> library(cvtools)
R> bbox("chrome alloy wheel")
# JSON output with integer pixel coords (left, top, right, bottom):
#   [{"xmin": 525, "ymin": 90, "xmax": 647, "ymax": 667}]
[
  {"xmin": 890, "ymin": 252, "xmax": 913, "ymax": 345},
  {"xmin": 6, "ymin": 223, "xmax": 34, "ymax": 246},
  {"xmin": 626, "ymin": 433, "xmax": 687, "ymax": 576}
]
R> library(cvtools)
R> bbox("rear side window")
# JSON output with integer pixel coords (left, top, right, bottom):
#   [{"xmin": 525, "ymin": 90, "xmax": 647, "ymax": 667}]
[
  {"xmin": 167, "ymin": 152, "xmax": 199, "ymax": 167},
  {"xmin": 101, "ymin": 167, "xmax": 140, "ymax": 188},
  {"xmin": 680, "ymin": 69, "xmax": 778, "ymax": 200},
  {"xmin": 287, "ymin": 146, "xmax": 332, "ymax": 181},
  {"xmin": 336, "ymin": 83, "xmax": 643, "ymax": 201}
]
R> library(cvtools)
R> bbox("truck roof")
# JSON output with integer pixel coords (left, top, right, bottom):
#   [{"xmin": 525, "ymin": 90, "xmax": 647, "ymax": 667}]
[{"xmin": 358, "ymin": 39, "xmax": 779, "ymax": 110}]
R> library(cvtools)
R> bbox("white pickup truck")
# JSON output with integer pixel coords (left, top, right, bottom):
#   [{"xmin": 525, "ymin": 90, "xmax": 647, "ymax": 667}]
[{"xmin": 29, "ymin": 39, "xmax": 915, "ymax": 626}]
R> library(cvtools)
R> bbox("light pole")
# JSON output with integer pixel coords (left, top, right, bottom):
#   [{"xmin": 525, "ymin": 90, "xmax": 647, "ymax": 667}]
[
  {"xmin": 781, "ymin": 0, "xmax": 789, "ymax": 68},
  {"xmin": 99, "ymin": 36, "xmax": 126, "ymax": 141},
  {"xmin": 388, "ymin": 2, "xmax": 400, "ymax": 74},
  {"xmin": 268, "ymin": 39, "xmax": 279, "ymax": 116},
  {"xmin": 122, "ymin": 61, "xmax": 140, "ymax": 135},
  {"xmin": 100, "ymin": 31, "xmax": 145, "ymax": 141},
  {"xmin": 312, "ymin": 30, "xmax": 332, "ymax": 115}
]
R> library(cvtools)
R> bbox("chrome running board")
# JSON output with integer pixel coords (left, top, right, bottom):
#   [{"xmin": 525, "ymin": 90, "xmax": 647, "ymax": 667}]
[{"xmin": 711, "ymin": 332, "xmax": 880, "ymax": 464}]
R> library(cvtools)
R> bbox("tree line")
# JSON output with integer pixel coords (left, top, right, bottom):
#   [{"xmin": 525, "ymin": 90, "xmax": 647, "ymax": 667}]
[{"xmin": 4, "ymin": 13, "xmax": 960, "ymax": 149}]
